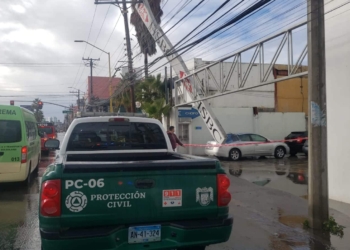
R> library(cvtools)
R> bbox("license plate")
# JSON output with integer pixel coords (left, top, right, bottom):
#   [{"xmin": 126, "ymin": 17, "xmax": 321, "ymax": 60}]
[{"xmin": 128, "ymin": 225, "xmax": 161, "ymax": 244}]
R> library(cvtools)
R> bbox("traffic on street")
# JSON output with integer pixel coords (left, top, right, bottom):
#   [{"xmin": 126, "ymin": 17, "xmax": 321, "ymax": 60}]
[
  {"xmin": 0, "ymin": 129, "xmax": 348, "ymax": 249},
  {"xmin": 2, "ymin": 0, "xmax": 350, "ymax": 249}
]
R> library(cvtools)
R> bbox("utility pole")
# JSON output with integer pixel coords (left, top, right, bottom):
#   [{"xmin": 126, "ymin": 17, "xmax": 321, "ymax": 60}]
[
  {"xmin": 83, "ymin": 57, "xmax": 100, "ymax": 100},
  {"xmin": 165, "ymin": 66, "xmax": 170, "ymax": 127},
  {"xmin": 307, "ymin": 0, "xmax": 328, "ymax": 229},
  {"xmin": 95, "ymin": 0, "xmax": 138, "ymax": 112},
  {"xmin": 69, "ymin": 90, "xmax": 80, "ymax": 111},
  {"xmin": 169, "ymin": 66, "xmax": 173, "ymax": 107},
  {"xmin": 122, "ymin": 0, "xmax": 136, "ymax": 113}
]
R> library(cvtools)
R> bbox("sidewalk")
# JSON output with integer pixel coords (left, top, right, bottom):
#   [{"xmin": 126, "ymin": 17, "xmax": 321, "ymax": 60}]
[{"xmin": 208, "ymin": 176, "xmax": 350, "ymax": 250}]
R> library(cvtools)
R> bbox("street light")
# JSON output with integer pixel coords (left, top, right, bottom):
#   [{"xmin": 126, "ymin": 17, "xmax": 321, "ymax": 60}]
[{"xmin": 74, "ymin": 40, "xmax": 113, "ymax": 112}]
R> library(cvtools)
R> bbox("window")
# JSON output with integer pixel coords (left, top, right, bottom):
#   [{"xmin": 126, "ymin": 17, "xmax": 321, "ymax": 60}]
[
  {"xmin": 39, "ymin": 127, "xmax": 53, "ymax": 134},
  {"xmin": 238, "ymin": 134, "xmax": 251, "ymax": 142},
  {"xmin": 286, "ymin": 132, "xmax": 306, "ymax": 139},
  {"xmin": 25, "ymin": 122, "xmax": 37, "ymax": 141},
  {"xmin": 250, "ymin": 134, "xmax": 268, "ymax": 142},
  {"xmin": 67, "ymin": 122, "xmax": 167, "ymax": 151},
  {"xmin": 0, "ymin": 120, "xmax": 22, "ymax": 143},
  {"xmin": 225, "ymin": 134, "xmax": 239, "ymax": 144}
]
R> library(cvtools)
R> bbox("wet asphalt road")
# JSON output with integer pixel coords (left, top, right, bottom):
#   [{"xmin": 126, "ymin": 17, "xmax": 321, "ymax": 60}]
[
  {"xmin": 0, "ymin": 134, "xmax": 349, "ymax": 250},
  {"xmin": 0, "ymin": 149, "xmax": 56, "ymax": 250}
]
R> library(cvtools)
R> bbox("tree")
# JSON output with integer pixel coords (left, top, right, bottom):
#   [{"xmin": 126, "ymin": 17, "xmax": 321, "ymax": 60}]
[
  {"xmin": 130, "ymin": 0, "xmax": 163, "ymax": 78},
  {"xmin": 113, "ymin": 72, "xmax": 138, "ymax": 112},
  {"xmin": 31, "ymin": 98, "xmax": 44, "ymax": 122},
  {"xmin": 135, "ymin": 74, "xmax": 171, "ymax": 121}
]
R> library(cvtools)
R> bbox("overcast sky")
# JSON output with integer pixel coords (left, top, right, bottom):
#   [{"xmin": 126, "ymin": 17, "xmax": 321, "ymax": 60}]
[{"xmin": 0, "ymin": 0, "xmax": 313, "ymax": 121}]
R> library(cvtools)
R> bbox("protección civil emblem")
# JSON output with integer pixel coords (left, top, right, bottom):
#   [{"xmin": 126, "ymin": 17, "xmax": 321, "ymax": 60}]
[
  {"xmin": 65, "ymin": 191, "xmax": 88, "ymax": 212},
  {"xmin": 196, "ymin": 187, "xmax": 213, "ymax": 206}
]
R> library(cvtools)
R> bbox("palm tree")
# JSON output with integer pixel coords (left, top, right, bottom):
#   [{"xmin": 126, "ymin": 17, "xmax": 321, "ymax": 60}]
[
  {"xmin": 113, "ymin": 72, "xmax": 136, "ymax": 112},
  {"xmin": 31, "ymin": 98, "xmax": 44, "ymax": 122},
  {"xmin": 130, "ymin": 0, "xmax": 163, "ymax": 78},
  {"xmin": 135, "ymin": 74, "xmax": 171, "ymax": 122}
]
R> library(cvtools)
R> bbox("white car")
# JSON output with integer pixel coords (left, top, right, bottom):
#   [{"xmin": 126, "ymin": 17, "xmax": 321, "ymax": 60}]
[{"xmin": 205, "ymin": 133, "xmax": 290, "ymax": 161}]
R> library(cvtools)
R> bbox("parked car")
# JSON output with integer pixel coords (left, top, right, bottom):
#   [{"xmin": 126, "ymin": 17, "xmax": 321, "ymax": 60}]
[
  {"xmin": 205, "ymin": 133, "xmax": 290, "ymax": 161},
  {"xmin": 284, "ymin": 131, "xmax": 308, "ymax": 156},
  {"xmin": 302, "ymin": 140, "xmax": 308, "ymax": 156}
]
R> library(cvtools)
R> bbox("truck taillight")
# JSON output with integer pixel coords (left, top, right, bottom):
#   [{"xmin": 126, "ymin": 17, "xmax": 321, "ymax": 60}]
[
  {"xmin": 40, "ymin": 180, "xmax": 61, "ymax": 217},
  {"xmin": 21, "ymin": 146, "xmax": 27, "ymax": 163},
  {"xmin": 217, "ymin": 174, "xmax": 231, "ymax": 207}
]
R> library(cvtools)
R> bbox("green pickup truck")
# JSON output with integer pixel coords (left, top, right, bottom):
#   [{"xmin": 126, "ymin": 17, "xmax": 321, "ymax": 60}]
[{"xmin": 39, "ymin": 116, "xmax": 233, "ymax": 250}]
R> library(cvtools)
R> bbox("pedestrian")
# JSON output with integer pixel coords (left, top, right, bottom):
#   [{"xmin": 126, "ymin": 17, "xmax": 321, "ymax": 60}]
[{"xmin": 167, "ymin": 126, "xmax": 185, "ymax": 151}]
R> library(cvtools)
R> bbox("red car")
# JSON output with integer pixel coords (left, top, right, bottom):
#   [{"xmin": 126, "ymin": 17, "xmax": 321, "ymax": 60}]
[{"xmin": 38, "ymin": 123, "xmax": 57, "ymax": 153}]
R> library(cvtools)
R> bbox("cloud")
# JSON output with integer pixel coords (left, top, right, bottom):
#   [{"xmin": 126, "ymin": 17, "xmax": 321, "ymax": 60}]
[
  {"xmin": 10, "ymin": 5, "xmax": 26, "ymax": 14},
  {"xmin": 0, "ymin": 0, "xmax": 312, "ymax": 121}
]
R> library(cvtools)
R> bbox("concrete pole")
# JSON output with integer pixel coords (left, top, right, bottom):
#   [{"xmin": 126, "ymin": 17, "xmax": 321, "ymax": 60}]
[
  {"xmin": 122, "ymin": 0, "xmax": 136, "ymax": 113},
  {"xmin": 307, "ymin": 0, "xmax": 329, "ymax": 229},
  {"xmin": 165, "ymin": 66, "xmax": 170, "ymax": 127},
  {"xmin": 108, "ymin": 52, "xmax": 113, "ymax": 113},
  {"xmin": 78, "ymin": 90, "xmax": 80, "ymax": 111}
]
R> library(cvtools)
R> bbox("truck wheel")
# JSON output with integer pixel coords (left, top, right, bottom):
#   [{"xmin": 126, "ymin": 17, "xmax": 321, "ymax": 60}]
[
  {"xmin": 229, "ymin": 148, "xmax": 241, "ymax": 161},
  {"xmin": 274, "ymin": 147, "xmax": 286, "ymax": 159}
]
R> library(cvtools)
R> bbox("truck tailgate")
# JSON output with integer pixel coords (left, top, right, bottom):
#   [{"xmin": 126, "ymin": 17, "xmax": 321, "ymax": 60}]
[{"xmin": 59, "ymin": 159, "xmax": 220, "ymax": 228}]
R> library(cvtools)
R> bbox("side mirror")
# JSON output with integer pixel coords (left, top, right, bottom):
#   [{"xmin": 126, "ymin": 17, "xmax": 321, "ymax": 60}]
[{"xmin": 44, "ymin": 139, "xmax": 60, "ymax": 150}]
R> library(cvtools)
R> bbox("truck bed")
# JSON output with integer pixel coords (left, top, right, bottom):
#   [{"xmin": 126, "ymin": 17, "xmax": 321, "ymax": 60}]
[{"xmin": 64, "ymin": 153, "xmax": 216, "ymax": 173}]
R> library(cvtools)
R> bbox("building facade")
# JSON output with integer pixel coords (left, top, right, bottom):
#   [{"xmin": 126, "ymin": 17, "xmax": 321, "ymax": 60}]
[
  {"xmin": 165, "ymin": 58, "xmax": 307, "ymax": 156},
  {"xmin": 86, "ymin": 76, "xmax": 121, "ymax": 112},
  {"xmin": 325, "ymin": 0, "xmax": 350, "ymax": 204}
]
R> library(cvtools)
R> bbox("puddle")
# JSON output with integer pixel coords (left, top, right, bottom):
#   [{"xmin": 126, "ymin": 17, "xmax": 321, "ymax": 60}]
[{"xmin": 223, "ymin": 157, "xmax": 309, "ymax": 198}]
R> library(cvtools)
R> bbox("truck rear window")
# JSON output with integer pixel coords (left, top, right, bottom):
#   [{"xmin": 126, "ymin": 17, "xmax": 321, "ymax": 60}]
[
  {"xmin": 39, "ymin": 127, "xmax": 53, "ymax": 134},
  {"xmin": 66, "ymin": 122, "xmax": 167, "ymax": 151},
  {"xmin": 0, "ymin": 120, "xmax": 22, "ymax": 143}
]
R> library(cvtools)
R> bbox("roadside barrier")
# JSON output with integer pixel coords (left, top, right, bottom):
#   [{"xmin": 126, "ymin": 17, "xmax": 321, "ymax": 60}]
[{"xmin": 182, "ymin": 137, "xmax": 308, "ymax": 148}]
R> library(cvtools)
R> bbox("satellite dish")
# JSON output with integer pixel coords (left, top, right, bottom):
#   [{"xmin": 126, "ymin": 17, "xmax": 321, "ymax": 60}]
[{"xmin": 135, "ymin": 101, "xmax": 141, "ymax": 108}]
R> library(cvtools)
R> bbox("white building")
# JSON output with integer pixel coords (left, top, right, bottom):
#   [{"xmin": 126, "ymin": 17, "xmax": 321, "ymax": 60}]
[
  {"xmin": 166, "ymin": 58, "xmax": 306, "ymax": 156},
  {"xmin": 325, "ymin": 0, "xmax": 350, "ymax": 204}
]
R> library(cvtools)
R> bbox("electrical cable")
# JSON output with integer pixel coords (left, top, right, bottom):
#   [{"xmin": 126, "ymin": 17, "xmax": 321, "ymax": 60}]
[
  {"xmin": 163, "ymin": 0, "xmax": 206, "ymax": 36},
  {"xmin": 147, "ymin": 0, "xmax": 347, "ymax": 79},
  {"xmin": 142, "ymin": 0, "xmax": 275, "ymax": 76},
  {"xmin": 126, "ymin": 0, "xmax": 246, "ymax": 74},
  {"xmin": 72, "ymin": 5, "xmax": 98, "ymax": 89},
  {"xmin": 88, "ymin": 5, "xmax": 112, "ymax": 57}
]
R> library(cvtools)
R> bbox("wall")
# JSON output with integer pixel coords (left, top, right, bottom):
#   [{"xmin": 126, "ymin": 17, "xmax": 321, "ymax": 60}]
[
  {"xmin": 274, "ymin": 65, "xmax": 309, "ymax": 115},
  {"xmin": 325, "ymin": 0, "xmax": 350, "ymax": 204},
  {"xmin": 176, "ymin": 108, "xmax": 306, "ymax": 156}
]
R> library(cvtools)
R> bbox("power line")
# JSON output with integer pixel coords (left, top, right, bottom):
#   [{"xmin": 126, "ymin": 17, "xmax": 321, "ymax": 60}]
[
  {"xmin": 163, "ymin": 0, "xmax": 206, "ymax": 35},
  {"xmin": 72, "ymin": 5, "xmax": 98, "ymax": 88},
  {"xmin": 146, "ymin": 0, "xmax": 347, "ymax": 77},
  {"xmin": 140, "ymin": 0, "xmax": 275, "ymax": 76},
  {"xmin": 88, "ymin": 5, "xmax": 112, "ymax": 57}
]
